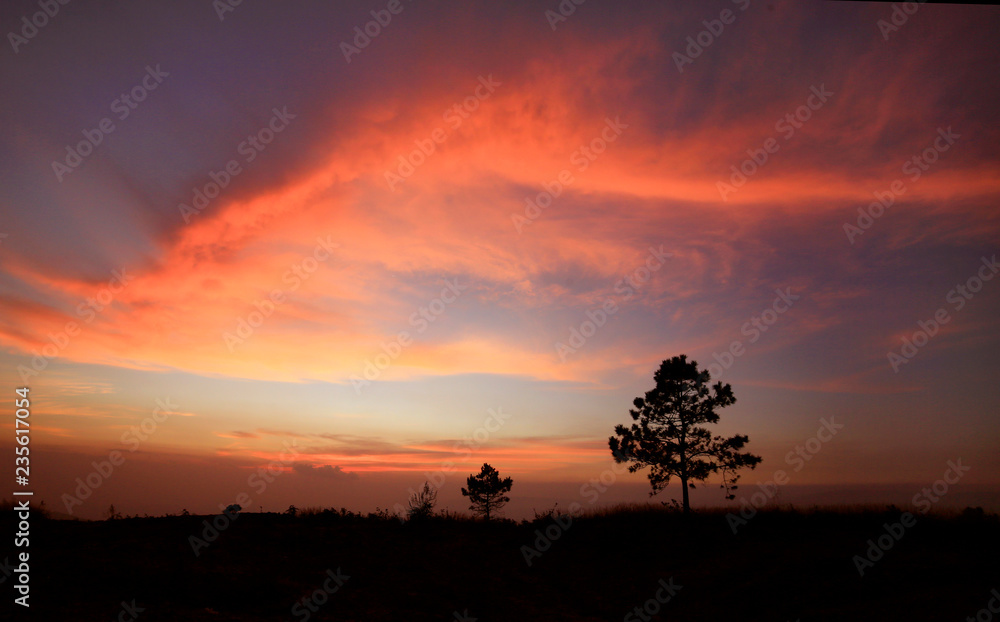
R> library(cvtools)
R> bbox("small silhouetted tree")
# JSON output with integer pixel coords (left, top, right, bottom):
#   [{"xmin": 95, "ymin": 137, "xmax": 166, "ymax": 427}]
[
  {"xmin": 407, "ymin": 482, "xmax": 438, "ymax": 521},
  {"xmin": 461, "ymin": 463, "xmax": 513, "ymax": 521},
  {"xmin": 609, "ymin": 355, "xmax": 762, "ymax": 516},
  {"xmin": 106, "ymin": 504, "xmax": 121, "ymax": 521},
  {"xmin": 285, "ymin": 505, "xmax": 298, "ymax": 517},
  {"xmin": 225, "ymin": 503, "xmax": 242, "ymax": 516}
]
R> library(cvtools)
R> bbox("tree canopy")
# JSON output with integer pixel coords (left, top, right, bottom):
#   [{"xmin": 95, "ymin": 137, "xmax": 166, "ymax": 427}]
[
  {"xmin": 609, "ymin": 354, "xmax": 762, "ymax": 514},
  {"xmin": 461, "ymin": 463, "xmax": 513, "ymax": 521}
]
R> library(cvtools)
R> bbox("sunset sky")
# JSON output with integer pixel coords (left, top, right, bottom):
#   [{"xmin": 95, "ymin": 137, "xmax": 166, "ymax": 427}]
[{"xmin": 1, "ymin": 0, "xmax": 998, "ymax": 519}]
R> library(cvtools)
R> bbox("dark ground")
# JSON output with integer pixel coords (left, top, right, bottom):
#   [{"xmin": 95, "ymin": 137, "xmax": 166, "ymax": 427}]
[{"xmin": 5, "ymin": 505, "xmax": 999, "ymax": 621}]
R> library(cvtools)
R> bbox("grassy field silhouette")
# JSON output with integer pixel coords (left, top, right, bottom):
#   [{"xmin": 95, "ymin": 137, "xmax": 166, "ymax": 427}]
[{"xmin": 8, "ymin": 502, "xmax": 999, "ymax": 621}]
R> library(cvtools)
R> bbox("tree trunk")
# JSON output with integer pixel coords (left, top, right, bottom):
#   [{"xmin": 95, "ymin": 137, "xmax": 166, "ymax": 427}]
[{"xmin": 680, "ymin": 427, "xmax": 690, "ymax": 516}]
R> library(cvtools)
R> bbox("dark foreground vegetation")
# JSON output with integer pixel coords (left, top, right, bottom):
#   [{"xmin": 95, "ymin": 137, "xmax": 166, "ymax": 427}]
[{"xmin": 7, "ymin": 504, "xmax": 1000, "ymax": 621}]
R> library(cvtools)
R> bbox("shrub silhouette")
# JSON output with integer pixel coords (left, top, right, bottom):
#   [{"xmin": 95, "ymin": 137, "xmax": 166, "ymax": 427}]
[
  {"xmin": 407, "ymin": 481, "xmax": 438, "ymax": 521},
  {"xmin": 609, "ymin": 354, "xmax": 762, "ymax": 515},
  {"xmin": 461, "ymin": 463, "xmax": 513, "ymax": 521}
]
